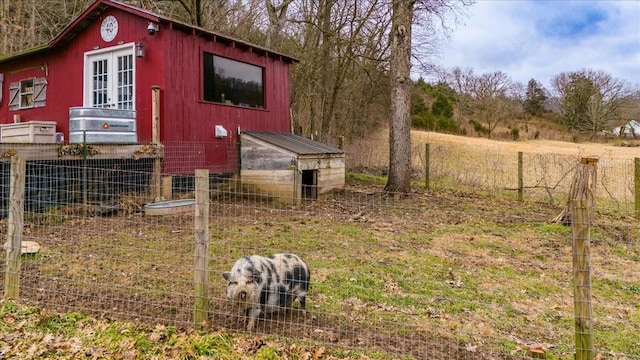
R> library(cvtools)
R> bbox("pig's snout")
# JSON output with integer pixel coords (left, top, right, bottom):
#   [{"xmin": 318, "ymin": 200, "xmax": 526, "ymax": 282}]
[{"xmin": 239, "ymin": 291, "xmax": 247, "ymax": 300}]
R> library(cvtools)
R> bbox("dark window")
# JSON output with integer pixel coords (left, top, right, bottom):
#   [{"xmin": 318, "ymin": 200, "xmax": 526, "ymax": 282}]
[
  {"xmin": 203, "ymin": 53, "xmax": 264, "ymax": 108},
  {"xmin": 20, "ymin": 79, "xmax": 34, "ymax": 108}
]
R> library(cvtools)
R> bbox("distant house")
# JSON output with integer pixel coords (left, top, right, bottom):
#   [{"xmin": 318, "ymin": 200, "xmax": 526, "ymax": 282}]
[{"xmin": 612, "ymin": 120, "xmax": 640, "ymax": 138}]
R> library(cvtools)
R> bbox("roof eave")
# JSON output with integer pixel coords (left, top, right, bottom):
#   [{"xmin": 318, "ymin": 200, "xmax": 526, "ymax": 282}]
[
  {"xmin": 50, "ymin": 0, "xmax": 160, "ymax": 48},
  {"xmin": 0, "ymin": 0, "xmax": 298, "ymax": 65},
  {"xmin": 0, "ymin": 44, "xmax": 49, "ymax": 62}
]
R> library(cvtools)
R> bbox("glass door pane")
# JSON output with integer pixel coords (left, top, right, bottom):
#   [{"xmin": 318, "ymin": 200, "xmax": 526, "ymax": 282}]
[
  {"xmin": 116, "ymin": 52, "xmax": 134, "ymax": 110},
  {"xmin": 92, "ymin": 58, "xmax": 109, "ymax": 108}
]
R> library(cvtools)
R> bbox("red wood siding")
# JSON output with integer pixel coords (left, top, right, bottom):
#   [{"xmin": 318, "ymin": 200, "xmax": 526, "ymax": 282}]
[
  {"xmin": 159, "ymin": 24, "xmax": 292, "ymax": 174},
  {"xmin": 0, "ymin": 2, "xmax": 294, "ymax": 175},
  {"xmin": 0, "ymin": 8, "xmax": 161, "ymax": 138}
]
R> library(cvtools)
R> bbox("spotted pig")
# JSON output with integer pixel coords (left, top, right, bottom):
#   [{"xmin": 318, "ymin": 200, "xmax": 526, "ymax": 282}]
[{"xmin": 221, "ymin": 253, "xmax": 310, "ymax": 331}]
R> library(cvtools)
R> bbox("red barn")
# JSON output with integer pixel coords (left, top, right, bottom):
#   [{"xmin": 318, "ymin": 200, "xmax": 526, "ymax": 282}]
[{"xmin": 0, "ymin": 0, "xmax": 296, "ymax": 175}]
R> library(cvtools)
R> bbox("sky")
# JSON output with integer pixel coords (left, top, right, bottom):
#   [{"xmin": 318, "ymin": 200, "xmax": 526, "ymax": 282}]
[{"xmin": 430, "ymin": 0, "xmax": 640, "ymax": 89}]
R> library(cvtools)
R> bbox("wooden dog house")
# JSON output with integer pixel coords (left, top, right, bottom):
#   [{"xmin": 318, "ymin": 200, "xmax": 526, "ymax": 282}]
[{"xmin": 240, "ymin": 131, "xmax": 345, "ymax": 204}]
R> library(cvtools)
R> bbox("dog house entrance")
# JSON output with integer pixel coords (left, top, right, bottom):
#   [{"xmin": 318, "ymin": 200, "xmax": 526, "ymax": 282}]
[{"xmin": 301, "ymin": 170, "xmax": 317, "ymax": 200}]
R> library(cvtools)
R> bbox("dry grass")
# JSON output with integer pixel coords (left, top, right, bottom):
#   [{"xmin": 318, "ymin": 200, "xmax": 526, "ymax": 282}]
[{"xmin": 346, "ymin": 129, "xmax": 639, "ymax": 209}]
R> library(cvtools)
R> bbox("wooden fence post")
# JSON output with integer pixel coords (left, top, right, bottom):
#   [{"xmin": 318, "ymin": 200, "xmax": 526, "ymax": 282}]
[
  {"xmin": 194, "ymin": 169, "xmax": 210, "ymax": 327},
  {"xmin": 151, "ymin": 85, "xmax": 162, "ymax": 201},
  {"xmin": 4, "ymin": 156, "xmax": 26, "ymax": 299},
  {"xmin": 569, "ymin": 157, "xmax": 597, "ymax": 360},
  {"xmin": 425, "ymin": 143, "xmax": 430, "ymax": 190},
  {"xmin": 635, "ymin": 157, "xmax": 639, "ymax": 219},
  {"xmin": 571, "ymin": 199, "xmax": 594, "ymax": 360},
  {"xmin": 517, "ymin": 152, "xmax": 523, "ymax": 201}
]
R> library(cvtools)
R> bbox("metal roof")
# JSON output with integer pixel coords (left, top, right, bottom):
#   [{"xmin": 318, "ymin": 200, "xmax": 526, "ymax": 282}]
[{"xmin": 243, "ymin": 131, "xmax": 344, "ymax": 156}]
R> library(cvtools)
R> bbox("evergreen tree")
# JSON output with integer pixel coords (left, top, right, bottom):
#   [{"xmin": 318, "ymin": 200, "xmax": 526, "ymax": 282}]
[
  {"xmin": 523, "ymin": 78, "xmax": 546, "ymax": 117},
  {"xmin": 431, "ymin": 93, "xmax": 453, "ymax": 118}
]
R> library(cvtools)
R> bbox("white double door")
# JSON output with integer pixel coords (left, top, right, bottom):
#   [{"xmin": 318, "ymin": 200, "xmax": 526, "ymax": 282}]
[{"xmin": 83, "ymin": 44, "xmax": 135, "ymax": 110}]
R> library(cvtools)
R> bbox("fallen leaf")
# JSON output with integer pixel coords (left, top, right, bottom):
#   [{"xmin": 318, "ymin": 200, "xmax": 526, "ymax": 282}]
[{"xmin": 313, "ymin": 346, "xmax": 326, "ymax": 359}]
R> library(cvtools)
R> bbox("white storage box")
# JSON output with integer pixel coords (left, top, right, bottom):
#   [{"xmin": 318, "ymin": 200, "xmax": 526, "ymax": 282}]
[{"xmin": 0, "ymin": 121, "xmax": 57, "ymax": 143}]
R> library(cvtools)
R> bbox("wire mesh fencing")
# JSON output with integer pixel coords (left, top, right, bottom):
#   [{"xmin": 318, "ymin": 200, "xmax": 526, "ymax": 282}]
[
  {"xmin": 1, "ymin": 140, "xmax": 639, "ymax": 359},
  {"xmin": 347, "ymin": 132, "xmax": 639, "ymax": 214}
]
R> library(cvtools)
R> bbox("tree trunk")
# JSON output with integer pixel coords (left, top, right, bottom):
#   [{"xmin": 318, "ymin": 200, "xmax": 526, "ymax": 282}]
[
  {"xmin": 265, "ymin": 0, "xmax": 293, "ymax": 48},
  {"xmin": 385, "ymin": 0, "xmax": 414, "ymax": 194},
  {"xmin": 318, "ymin": 0, "xmax": 334, "ymax": 142}
]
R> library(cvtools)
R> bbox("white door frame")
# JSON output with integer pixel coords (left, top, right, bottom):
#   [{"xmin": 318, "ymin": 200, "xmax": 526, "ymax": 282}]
[{"xmin": 83, "ymin": 43, "xmax": 136, "ymax": 110}]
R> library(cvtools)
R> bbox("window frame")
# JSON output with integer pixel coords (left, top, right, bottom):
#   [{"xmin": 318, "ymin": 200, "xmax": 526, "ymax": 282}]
[
  {"xmin": 202, "ymin": 52, "xmax": 265, "ymax": 109},
  {"xmin": 83, "ymin": 43, "xmax": 136, "ymax": 110},
  {"xmin": 9, "ymin": 77, "xmax": 47, "ymax": 110}
]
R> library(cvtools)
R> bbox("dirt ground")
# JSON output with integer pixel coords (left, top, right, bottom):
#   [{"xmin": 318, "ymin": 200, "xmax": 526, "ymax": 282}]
[{"xmin": 1, "ymin": 187, "xmax": 562, "ymax": 360}]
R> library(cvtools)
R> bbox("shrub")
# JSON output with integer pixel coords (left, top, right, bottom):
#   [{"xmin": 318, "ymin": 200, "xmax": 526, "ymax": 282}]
[{"xmin": 510, "ymin": 127, "xmax": 520, "ymax": 140}]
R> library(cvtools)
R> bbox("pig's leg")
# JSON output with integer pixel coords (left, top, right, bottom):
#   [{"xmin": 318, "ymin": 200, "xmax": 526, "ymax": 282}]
[{"xmin": 246, "ymin": 305, "xmax": 262, "ymax": 331}]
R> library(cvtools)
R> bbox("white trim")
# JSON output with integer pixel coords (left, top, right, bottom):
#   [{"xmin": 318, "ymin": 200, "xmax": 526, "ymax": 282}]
[{"xmin": 83, "ymin": 43, "xmax": 136, "ymax": 110}]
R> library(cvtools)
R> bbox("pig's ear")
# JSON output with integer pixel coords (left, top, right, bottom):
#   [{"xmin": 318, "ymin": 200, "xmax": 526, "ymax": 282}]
[{"xmin": 222, "ymin": 272, "xmax": 231, "ymax": 281}]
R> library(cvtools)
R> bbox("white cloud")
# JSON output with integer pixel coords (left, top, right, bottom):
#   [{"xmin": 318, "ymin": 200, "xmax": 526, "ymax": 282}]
[{"xmin": 424, "ymin": 0, "xmax": 640, "ymax": 88}]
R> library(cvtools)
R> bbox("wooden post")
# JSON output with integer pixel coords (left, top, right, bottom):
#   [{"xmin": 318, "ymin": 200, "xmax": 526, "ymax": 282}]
[
  {"xmin": 161, "ymin": 176, "xmax": 173, "ymax": 200},
  {"xmin": 194, "ymin": 169, "xmax": 210, "ymax": 328},
  {"xmin": 571, "ymin": 199, "xmax": 594, "ymax": 360},
  {"xmin": 517, "ymin": 151, "xmax": 523, "ymax": 201},
  {"xmin": 566, "ymin": 156, "xmax": 597, "ymax": 360},
  {"xmin": 338, "ymin": 136, "xmax": 345, "ymax": 150},
  {"xmin": 635, "ymin": 158, "xmax": 639, "ymax": 219},
  {"xmin": 553, "ymin": 157, "xmax": 598, "ymax": 225},
  {"xmin": 4, "ymin": 156, "xmax": 26, "ymax": 299},
  {"xmin": 425, "ymin": 143, "xmax": 430, "ymax": 190},
  {"xmin": 152, "ymin": 86, "xmax": 161, "ymax": 144},
  {"xmin": 151, "ymin": 85, "xmax": 162, "ymax": 201}
]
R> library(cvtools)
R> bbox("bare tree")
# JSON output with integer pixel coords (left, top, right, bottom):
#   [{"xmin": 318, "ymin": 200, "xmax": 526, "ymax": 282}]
[
  {"xmin": 385, "ymin": 0, "xmax": 414, "ymax": 193},
  {"xmin": 473, "ymin": 71, "xmax": 515, "ymax": 139},
  {"xmin": 384, "ymin": 0, "xmax": 470, "ymax": 193},
  {"xmin": 287, "ymin": 0, "xmax": 392, "ymax": 141},
  {"xmin": 265, "ymin": 0, "xmax": 294, "ymax": 47},
  {"xmin": 551, "ymin": 69, "xmax": 635, "ymax": 137},
  {"xmin": 443, "ymin": 68, "xmax": 516, "ymax": 138},
  {"xmin": 0, "ymin": 0, "xmax": 92, "ymax": 55}
]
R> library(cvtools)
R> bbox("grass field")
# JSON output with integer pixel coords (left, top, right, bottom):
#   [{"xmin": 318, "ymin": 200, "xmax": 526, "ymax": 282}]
[{"xmin": 1, "ymin": 131, "xmax": 639, "ymax": 359}]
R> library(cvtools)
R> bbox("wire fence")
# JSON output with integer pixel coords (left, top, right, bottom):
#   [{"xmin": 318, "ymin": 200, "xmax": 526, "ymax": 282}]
[
  {"xmin": 1, "ymin": 140, "xmax": 639, "ymax": 360},
  {"xmin": 347, "ymin": 133, "xmax": 639, "ymax": 215}
]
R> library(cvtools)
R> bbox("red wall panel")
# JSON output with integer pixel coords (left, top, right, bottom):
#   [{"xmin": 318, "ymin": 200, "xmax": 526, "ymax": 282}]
[{"xmin": 0, "ymin": 4, "xmax": 293, "ymax": 175}]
